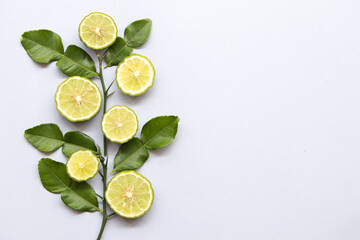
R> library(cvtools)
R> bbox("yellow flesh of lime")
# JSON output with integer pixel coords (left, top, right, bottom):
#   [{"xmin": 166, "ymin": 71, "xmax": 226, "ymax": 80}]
[
  {"xmin": 102, "ymin": 106, "xmax": 138, "ymax": 143},
  {"xmin": 116, "ymin": 54, "xmax": 155, "ymax": 96},
  {"xmin": 67, "ymin": 150, "xmax": 99, "ymax": 181},
  {"xmin": 55, "ymin": 76, "xmax": 102, "ymax": 122},
  {"xmin": 106, "ymin": 171, "xmax": 154, "ymax": 218},
  {"xmin": 79, "ymin": 12, "xmax": 117, "ymax": 50}
]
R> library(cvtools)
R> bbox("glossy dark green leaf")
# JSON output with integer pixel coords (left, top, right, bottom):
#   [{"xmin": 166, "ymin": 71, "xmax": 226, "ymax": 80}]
[
  {"xmin": 105, "ymin": 37, "xmax": 133, "ymax": 67},
  {"xmin": 141, "ymin": 116, "xmax": 180, "ymax": 150},
  {"xmin": 38, "ymin": 158, "xmax": 71, "ymax": 193},
  {"xmin": 124, "ymin": 19, "xmax": 152, "ymax": 47},
  {"xmin": 61, "ymin": 181, "xmax": 100, "ymax": 212},
  {"xmin": 112, "ymin": 138, "xmax": 149, "ymax": 173},
  {"xmin": 62, "ymin": 131, "xmax": 98, "ymax": 157},
  {"xmin": 24, "ymin": 123, "xmax": 64, "ymax": 152},
  {"xmin": 56, "ymin": 45, "xmax": 98, "ymax": 78},
  {"xmin": 21, "ymin": 29, "xmax": 64, "ymax": 63}
]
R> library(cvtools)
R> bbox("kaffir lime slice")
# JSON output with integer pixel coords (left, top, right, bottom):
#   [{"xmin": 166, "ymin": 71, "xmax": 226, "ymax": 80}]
[
  {"xmin": 55, "ymin": 76, "xmax": 102, "ymax": 122},
  {"xmin": 101, "ymin": 105, "xmax": 138, "ymax": 143},
  {"xmin": 105, "ymin": 170, "xmax": 154, "ymax": 218},
  {"xmin": 66, "ymin": 150, "xmax": 99, "ymax": 182},
  {"xmin": 79, "ymin": 12, "xmax": 117, "ymax": 50},
  {"xmin": 116, "ymin": 54, "xmax": 155, "ymax": 96}
]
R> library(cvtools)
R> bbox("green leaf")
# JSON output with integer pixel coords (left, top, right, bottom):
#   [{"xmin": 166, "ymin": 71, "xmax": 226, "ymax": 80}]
[
  {"xmin": 56, "ymin": 45, "xmax": 98, "ymax": 78},
  {"xmin": 124, "ymin": 19, "xmax": 152, "ymax": 48},
  {"xmin": 112, "ymin": 138, "xmax": 149, "ymax": 173},
  {"xmin": 21, "ymin": 29, "xmax": 64, "ymax": 63},
  {"xmin": 24, "ymin": 123, "xmax": 64, "ymax": 152},
  {"xmin": 38, "ymin": 158, "xmax": 71, "ymax": 193},
  {"xmin": 62, "ymin": 131, "xmax": 98, "ymax": 157},
  {"xmin": 61, "ymin": 181, "xmax": 100, "ymax": 212},
  {"xmin": 141, "ymin": 116, "xmax": 180, "ymax": 150},
  {"xmin": 105, "ymin": 37, "xmax": 133, "ymax": 67}
]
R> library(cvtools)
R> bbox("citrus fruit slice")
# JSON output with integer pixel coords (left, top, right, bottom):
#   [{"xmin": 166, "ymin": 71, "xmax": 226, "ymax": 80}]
[
  {"xmin": 66, "ymin": 150, "xmax": 99, "ymax": 182},
  {"xmin": 101, "ymin": 105, "xmax": 138, "ymax": 143},
  {"xmin": 116, "ymin": 54, "xmax": 155, "ymax": 96},
  {"xmin": 79, "ymin": 12, "xmax": 117, "ymax": 50},
  {"xmin": 55, "ymin": 76, "xmax": 102, "ymax": 122},
  {"xmin": 105, "ymin": 170, "xmax": 154, "ymax": 218}
]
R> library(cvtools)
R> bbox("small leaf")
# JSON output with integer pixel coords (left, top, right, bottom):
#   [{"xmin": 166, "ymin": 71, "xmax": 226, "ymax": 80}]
[
  {"xmin": 105, "ymin": 37, "xmax": 133, "ymax": 67},
  {"xmin": 141, "ymin": 116, "xmax": 180, "ymax": 150},
  {"xmin": 124, "ymin": 19, "xmax": 152, "ymax": 48},
  {"xmin": 38, "ymin": 158, "xmax": 71, "ymax": 193},
  {"xmin": 62, "ymin": 131, "xmax": 98, "ymax": 157},
  {"xmin": 56, "ymin": 45, "xmax": 98, "ymax": 78},
  {"xmin": 21, "ymin": 29, "xmax": 64, "ymax": 63},
  {"xmin": 61, "ymin": 181, "xmax": 100, "ymax": 212},
  {"xmin": 112, "ymin": 138, "xmax": 149, "ymax": 173},
  {"xmin": 24, "ymin": 123, "xmax": 64, "ymax": 152}
]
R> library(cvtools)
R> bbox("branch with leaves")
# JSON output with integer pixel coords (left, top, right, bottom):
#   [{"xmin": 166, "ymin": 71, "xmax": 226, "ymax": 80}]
[{"xmin": 21, "ymin": 12, "xmax": 179, "ymax": 239}]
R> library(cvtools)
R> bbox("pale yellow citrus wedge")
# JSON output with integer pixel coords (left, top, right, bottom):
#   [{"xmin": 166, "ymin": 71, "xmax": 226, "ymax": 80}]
[
  {"xmin": 79, "ymin": 12, "xmax": 117, "ymax": 50},
  {"xmin": 101, "ymin": 105, "xmax": 138, "ymax": 143},
  {"xmin": 105, "ymin": 170, "xmax": 154, "ymax": 218},
  {"xmin": 116, "ymin": 54, "xmax": 155, "ymax": 96},
  {"xmin": 66, "ymin": 150, "xmax": 99, "ymax": 182},
  {"xmin": 55, "ymin": 76, "xmax": 102, "ymax": 122}
]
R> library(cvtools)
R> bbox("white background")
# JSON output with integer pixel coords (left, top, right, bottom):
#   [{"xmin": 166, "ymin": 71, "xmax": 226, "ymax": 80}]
[{"xmin": 1, "ymin": 0, "xmax": 360, "ymax": 239}]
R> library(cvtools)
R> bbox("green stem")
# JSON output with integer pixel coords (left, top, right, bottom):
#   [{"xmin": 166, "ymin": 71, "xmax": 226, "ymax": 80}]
[
  {"xmin": 96, "ymin": 54, "xmax": 109, "ymax": 240},
  {"xmin": 98, "ymin": 55, "xmax": 108, "ymax": 157},
  {"xmin": 97, "ymin": 161, "xmax": 108, "ymax": 240}
]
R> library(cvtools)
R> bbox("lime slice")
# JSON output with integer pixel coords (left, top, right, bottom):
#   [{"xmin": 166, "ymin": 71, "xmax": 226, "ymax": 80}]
[
  {"xmin": 116, "ymin": 54, "xmax": 155, "ymax": 96},
  {"xmin": 55, "ymin": 76, "xmax": 102, "ymax": 122},
  {"xmin": 105, "ymin": 170, "xmax": 154, "ymax": 218},
  {"xmin": 79, "ymin": 12, "xmax": 117, "ymax": 50},
  {"xmin": 66, "ymin": 150, "xmax": 99, "ymax": 182},
  {"xmin": 101, "ymin": 105, "xmax": 138, "ymax": 143}
]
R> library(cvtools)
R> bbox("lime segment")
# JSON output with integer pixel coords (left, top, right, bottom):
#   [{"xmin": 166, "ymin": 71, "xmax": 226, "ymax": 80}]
[
  {"xmin": 55, "ymin": 76, "xmax": 102, "ymax": 122},
  {"xmin": 101, "ymin": 105, "xmax": 138, "ymax": 143},
  {"xmin": 79, "ymin": 12, "xmax": 117, "ymax": 50},
  {"xmin": 105, "ymin": 170, "xmax": 154, "ymax": 218},
  {"xmin": 116, "ymin": 54, "xmax": 155, "ymax": 96},
  {"xmin": 66, "ymin": 150, "xmax": 99, "ymax": 182}
]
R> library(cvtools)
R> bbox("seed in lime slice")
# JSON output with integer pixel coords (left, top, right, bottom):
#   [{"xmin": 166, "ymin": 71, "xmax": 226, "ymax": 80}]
[
  {"xmin": 116, "ymin": 54, "xmax": 155, "ymax": 96},
  {"xmin": 101, "ymin": 105, "xmax": 138, "ymax": 143},
  {"xmin": 66, "ymin": 150, "xmax": 99, "ymax": 182},
  {"xmin": 55, "ymin": 76, "xmax": 102, "ymax": 122},
  {"xmin": 79, "ymin": 12, "xmax": 117, "ymax": 50},
  {"xmin": 105, "ymin": 170, "xmax": 154, "ymax": 218}
]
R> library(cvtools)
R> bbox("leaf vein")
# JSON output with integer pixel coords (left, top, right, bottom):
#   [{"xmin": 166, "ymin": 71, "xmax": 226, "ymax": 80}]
[
  {"xmin": 61, "ymin": 55, "xmax": 99, "ymax": 76},
  {"xmin": 115, "ymin": 145, "xmax": 147, "ymax": 170},
  {"xmin": 42, "ymin": 163, "xmax": 68, "ymax": 189},
  {"xmin": 106, "ymin": 44, "xmax": 128, "ymax": 67},
  {"xmin": 143, "ymin": 119, "xmax": 178, "ymax": 146}
]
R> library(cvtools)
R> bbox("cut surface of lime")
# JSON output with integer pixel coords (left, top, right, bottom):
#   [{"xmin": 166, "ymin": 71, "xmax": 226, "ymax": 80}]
[
  {"xmin": 55, "ymin": 76, "xmax": 102, "ymax": 122},
  {"xmin": 116, "ymin": 54, "xmax": 155, "ymax": 96},
  {"xmin": 79, "ymin": 12, "xmax": 117, "ymax": 50},
  {"xmin": 105, "ymin": 170, "xmax": 154, "ymax": 218},
  {"xmin": 101, "ymin": 105, "xmax": 138, "ymax": 143},
  {"xmin": 66, "ymin": 150, "xmax": 99, "ymax": 182}
]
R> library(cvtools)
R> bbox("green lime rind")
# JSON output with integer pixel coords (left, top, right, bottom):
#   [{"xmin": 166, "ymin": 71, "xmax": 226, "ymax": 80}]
[
  {"xmin": 55, "ymin": 76, "xmax": 102, "ymax": 122},
  {"xmin": 105, "ymin": 170, "xmax": 154, "ymax": 218},
  {"xmin": 66, "ymin": 150, "xmax": 100, "ymax": 182},
  {"xmin": 115, "ymin": 54, "xmax": 156, "ymax": 96},
  {"xmin": 78, "ymin": 12, "xmax": 118, "ymax": 50},
  {"xmin": 101, "ymin": 105, "xmax": 139, "ymax": 144}
]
